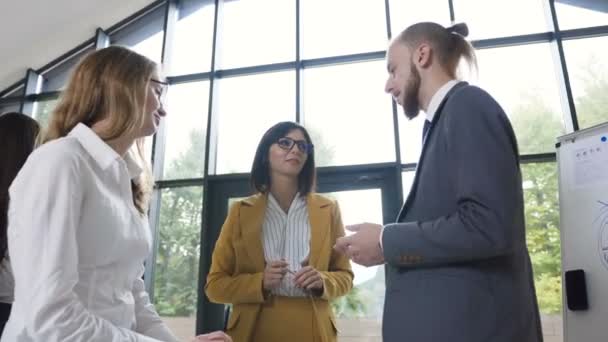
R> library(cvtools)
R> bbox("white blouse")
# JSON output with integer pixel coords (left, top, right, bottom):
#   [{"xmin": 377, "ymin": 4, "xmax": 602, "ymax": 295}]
[
  {"xmin": 1, "ymin": 124, "xmax": 177, "ymax": 342},
  {"xmin": 262, "ymin": 193, "xmax": 310, "ymax": 297}
]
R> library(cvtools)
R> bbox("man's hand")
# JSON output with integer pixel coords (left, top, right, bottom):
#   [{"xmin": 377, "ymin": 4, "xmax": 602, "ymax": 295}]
[
  {"xmin": 192, "ymin": 331, "xmax": 232, "ymax": 341},
  {"xmin": 334, "ymin": 223, "xmax": 385, "ymax": 267}
]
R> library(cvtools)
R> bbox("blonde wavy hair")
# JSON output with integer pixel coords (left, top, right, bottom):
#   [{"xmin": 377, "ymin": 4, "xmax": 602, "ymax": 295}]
[{"xmin": 43, "ymin": 46, "xmax": 157, "ymax": 214}]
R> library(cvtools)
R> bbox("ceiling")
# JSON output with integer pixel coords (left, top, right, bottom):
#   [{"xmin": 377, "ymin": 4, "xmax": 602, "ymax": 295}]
[{"xmin": 0, "ymin": 0, "xmax": 156, "ymax": 92}]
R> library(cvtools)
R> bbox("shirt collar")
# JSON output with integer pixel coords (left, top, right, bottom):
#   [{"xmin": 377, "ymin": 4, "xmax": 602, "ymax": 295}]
[
  {"xmin": 424, "ymin": 79, "xmax": 460, "ymax": 123},
  {"xmin": 268, "ymin": 192, "xmax": 305, "ymax": 214},
  {"xmin": 69, "ymin": 123, "xmax": 143, "ymax": 179}
]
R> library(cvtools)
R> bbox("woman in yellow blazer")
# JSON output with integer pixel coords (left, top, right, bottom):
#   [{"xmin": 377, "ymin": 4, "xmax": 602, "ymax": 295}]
[{"xmin": 206, "ymin": 121, "xmax": 353, "ymax": 342}]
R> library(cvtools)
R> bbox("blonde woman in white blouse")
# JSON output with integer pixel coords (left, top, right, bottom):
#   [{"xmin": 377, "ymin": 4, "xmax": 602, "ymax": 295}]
[
  {"xmin": 206, "ymin": 122, "xmax": 353, "ymax": 342},
  {"xmin": 2, "ymin": 46, "xmax": 230, "ymax": 342}
]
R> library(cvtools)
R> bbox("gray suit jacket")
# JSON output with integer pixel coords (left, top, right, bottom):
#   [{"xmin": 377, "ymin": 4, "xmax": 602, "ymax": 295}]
[{"xmin": 382, "ymin": 83, "xmax": 543, "ymax": 342}]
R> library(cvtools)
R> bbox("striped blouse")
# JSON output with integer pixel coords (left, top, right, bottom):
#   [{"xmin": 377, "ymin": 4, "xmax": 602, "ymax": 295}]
[{"xmin": 262, "ymin": 193, "xmax": 310, "ymax": 297}]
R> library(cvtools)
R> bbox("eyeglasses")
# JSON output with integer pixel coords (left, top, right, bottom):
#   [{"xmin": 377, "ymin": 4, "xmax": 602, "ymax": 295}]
[
  {"xmin": 276, "ymin": 137, "xmax": 314, "ymax": 154},
  {"xmin": 150, "ymin": 79, "xmax": 169, "ymax": 99}
]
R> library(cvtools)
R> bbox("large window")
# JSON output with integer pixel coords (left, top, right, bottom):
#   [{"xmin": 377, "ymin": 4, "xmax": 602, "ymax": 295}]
[
  {"xmin": 300, "ymin": 0, "xmax": 386, "ymax": 59},
  {"xmin": 389, "ymin": 0, "xmax": 450, "ymax": 36},
  {"xmin": 453, "ymin": 0, "xmax": 551, "ymax": 40},
  {"xmin": 0, "ymin": 102, "xmax": 20, "ymax": 115},
  {"xmin": 301, "ymin": 60, "xmax": 395, "ymax": 167},
  {"xmin": 474, "ymin": 43, "xmax": 566, "ymax": 154},
  {"xmin": 153, "ymin": 186, "xmax": 204, "ymax": 341},
  {"xmin": 7, "ymin": 1, "xmax": 608, "ymax": 341},
  {"xmin": 215, "ymin": 0, "xmax": 294, "ymax": 69},
  {"xmin": 563, "ymin": 36, "xmax": 608, "ymax": 130},
  {"xmin": 212, "ymin": 70, "xmax": 295, "ymax": 174},
  {"xmin": 110, "ymin": 5, "xmax": 165, "ymax": 64},
  {"xmin": 555, "ymin": 1, "xmax": 608, "ymax": 30},
  {"xmin": 168, "ymin": 0, "xmax": 215, "ymax": 76},
  {"xmin": 33, "ymin": 99, "xmax": 59, "ymax": 129},
  {"xmin": 41, "ymin": 46, "xmax": 94, "ymax": 92},
  {"xmin": 162, "ymin": 81, "xmax": 210, "ymax": 180},
  {"xmin": 522, "ymin": 162, "xmax": 562, "ymax": 341}
]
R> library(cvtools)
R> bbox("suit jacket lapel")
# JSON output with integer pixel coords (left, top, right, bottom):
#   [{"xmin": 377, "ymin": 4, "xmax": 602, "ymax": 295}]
[
  {"xmin": 307, "ymin": 193, "xmax": 332, "ymax": 268},
  {"xmin": 396, "ymin": 82, "xmax": 467, "ymax": 222},
  {"xmin": 239, "ymin": 194, "xmax": 267, "ymax": 270}
]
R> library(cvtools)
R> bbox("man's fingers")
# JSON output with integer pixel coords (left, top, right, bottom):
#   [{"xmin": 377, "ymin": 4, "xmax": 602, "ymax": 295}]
[
  {"xmin": 345, "ymin": 224, "xmax": 362, "ymax": 232},
  {"xmin": 334, "ymin": 236, "xmax": 350, "ymax": 253}
]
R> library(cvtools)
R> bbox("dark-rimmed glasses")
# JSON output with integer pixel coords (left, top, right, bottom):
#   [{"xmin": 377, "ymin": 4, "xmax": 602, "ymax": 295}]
[{"xmin": 276, "ymin": 137, "xmax": 314, "ymax": 154}]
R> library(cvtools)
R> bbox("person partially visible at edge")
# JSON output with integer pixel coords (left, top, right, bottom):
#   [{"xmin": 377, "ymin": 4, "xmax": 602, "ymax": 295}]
[
  {"xmin": 1, "ymin": 46, "xmax": 231, "ymax": 342},
  {"xmin": 206, "ymin": 121, "xmax": 353, "ymax": 342},
  {"xmin": 335, "ymin": 22, "xmax": 543, "ymax": 342},
  {"xmin": 0, "ymin": 112, "xmax": 40, "ymax": 336}
]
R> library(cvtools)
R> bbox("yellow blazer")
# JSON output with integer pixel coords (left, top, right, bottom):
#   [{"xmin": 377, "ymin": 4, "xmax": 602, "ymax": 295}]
[{"xmin": 205, "ymin": 192, "xmax": 354, "ymax": 342}]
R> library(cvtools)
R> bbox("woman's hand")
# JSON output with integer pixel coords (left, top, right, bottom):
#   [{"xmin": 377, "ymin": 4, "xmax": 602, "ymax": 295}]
[
  {"xmin": 294, "ymin": 266, "xmax": 323, "ymax": 293},
  {"xmin": 263, "ymin": 260, "xmax": 289, "ymax": 291}
]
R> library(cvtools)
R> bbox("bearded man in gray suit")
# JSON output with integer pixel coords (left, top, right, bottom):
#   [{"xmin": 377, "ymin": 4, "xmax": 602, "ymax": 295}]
[{"xmin": 335, "ymin": 22, "xmax": 543, "ymax": 342}]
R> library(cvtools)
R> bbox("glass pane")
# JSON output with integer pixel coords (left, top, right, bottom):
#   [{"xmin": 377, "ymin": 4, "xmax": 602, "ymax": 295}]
[
  {"xmin": 144, "ymin": 136, "xmax": 154, "ymax": 165},
  {"xmin": 33, "ymin": 99, "xmax": 59, "ymax": 129},
  {"xmin": 563, "ymin": 36, "xmax": 608, "ymax": 129},
  {"xmin": 213, "ymin": 71, "xmax": 295, "ymax": 174},
  {"xmin": 41, "ymin": 47, "xmax": 94, "ymax": 92},
  {"xmin": 398, "ymin": 112, "xmax": 425, "ymax": 164},
  {"xmin": 111, "ymin": 5, "xmax": 165, "ymax": 64},
  {"xmin": 401, "ymin": 170, "xmax": 415, "ymax": 200},
  {"xmin": 155, "ymin": 186, "xmax": 204, "ymax": 342},
  {"xmin": 521, "ymin": 162, "xmax": 562, "ymax": 342},
  {"xmin": 473, "ymin": 43, "xmax": 565, "ymax": 154},
  {"xmin": 162, "ymin": 81, "xmax": 210, "ymax": 179},
  {"xmin": 301, "ymin": 0, "xmax": 387, "ymax": 59},
  {"xmin": 215, "ymin": 0, "xmax": 294, "ymax": 69},
  {"xmin": 453, "ymin": 0, "xmax": 551, "ymax": 40},
  {"xmin": 302, "ymin": 60, "xmax": 395, "ymax": 167},
  {"xmin": 169, "ymin": 0, "xmax": 215, "ymax": 76},
  {"xmin": 323, "ymin": 189, "xmax": 383, "ymax": 339},
  {"xmin": 0, "ymin": 102, "xmax": 20, "ymax": 115},
  {"xmin": 389, "ymin": 0, "xmax": 451, "ymax": 38},
  {"xmin": 1, "ymin": 84, "xmax": 25, "ymax": 98},
  {"xmin": 556, "ymin": 1, "xmax": 608, "ymax": 30}
]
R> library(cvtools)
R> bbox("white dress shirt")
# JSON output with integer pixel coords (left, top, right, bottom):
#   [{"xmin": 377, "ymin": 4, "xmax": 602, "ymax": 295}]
[
  {"xmin": 262, "ymin": 193, "xmax": 310, "ymax": 297},
  {"xmin": 2, "ymin": 124, "xmax": 177, "ymax": 342},
  {"xmin": 424, "ymin": 79, "xmax": 460, "ymax": 124}
]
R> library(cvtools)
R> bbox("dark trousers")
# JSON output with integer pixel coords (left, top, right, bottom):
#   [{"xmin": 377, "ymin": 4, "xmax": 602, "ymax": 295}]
[{"xmin": 0, "ymin": 302, "xmax": 11, "ymax": 337}]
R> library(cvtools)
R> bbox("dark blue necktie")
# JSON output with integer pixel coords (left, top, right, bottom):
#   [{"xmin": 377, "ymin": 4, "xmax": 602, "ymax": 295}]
[{"xmin": 422, "ymin": 119, "xmax": 432, "ymax": 143}]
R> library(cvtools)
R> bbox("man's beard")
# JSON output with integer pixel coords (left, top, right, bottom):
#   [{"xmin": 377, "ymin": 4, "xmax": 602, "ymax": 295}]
[{"xmin": 402, "ymin": 63, "xmax": 421, "ymax": 119}]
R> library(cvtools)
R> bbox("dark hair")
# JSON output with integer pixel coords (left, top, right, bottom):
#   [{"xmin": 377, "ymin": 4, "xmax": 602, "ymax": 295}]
[
  {"xmin": 250, "ymin": 121, "xmax": 316, "ymax": 196},
  {"xmin": 0, "ymin": 113, "xmax": 40, "ymax": 263},
  {"xmin": 397, "ymin": 22, "xmax": 477, "ymax": 78}
]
